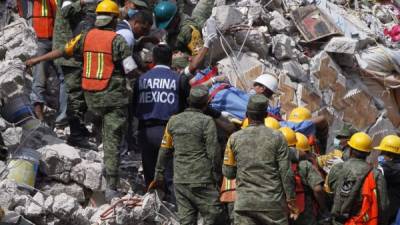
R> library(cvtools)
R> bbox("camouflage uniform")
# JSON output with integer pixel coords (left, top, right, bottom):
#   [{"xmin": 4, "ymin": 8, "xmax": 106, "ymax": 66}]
[
  {"xmin": 330, "ymin": 158, "xmax": 389, "ymax": 225},
  {"xmin": 167, "ymin": 0, "xmax": 215, "ymax": 55},
  {"xmin": 223, "ymin": 95, "xmax": 295, "ymax": 225},
  {"xmin": 292, "ymin": 160, "xmax": 324, "ymax": 225},
  {"xmin": 154, "ymin": 87, "xmax": 227, "ymax": 225},
  {"xmin": 53, "ymin": 0, "xmax": 96, "ymax": 139},
  {"xmin": 62, "ymin": 28, "xmax": 130, "ymax": 188}
]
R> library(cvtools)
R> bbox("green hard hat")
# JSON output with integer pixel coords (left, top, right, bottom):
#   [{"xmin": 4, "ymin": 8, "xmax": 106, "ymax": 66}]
[
  {"xmin": 189, "ymin": 85, "xmax": 209, "ymax": 105},
  {"xmin": 247, "ymin": 94, "xmax": 268, "ymax": 113},
  {"xmin": 154, "ymin": 1, "xmax": 177, "ymax": 29}
]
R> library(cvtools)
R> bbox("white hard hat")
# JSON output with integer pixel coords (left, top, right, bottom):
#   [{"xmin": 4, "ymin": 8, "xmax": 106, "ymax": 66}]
[{"xmin": 253, "ymin": 74, "xmax": 278, "ymax": 93}]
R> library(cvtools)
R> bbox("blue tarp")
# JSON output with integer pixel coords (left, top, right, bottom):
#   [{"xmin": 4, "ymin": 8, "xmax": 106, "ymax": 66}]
[
  {"xmin": 280, "ymin": 120, "xmax": 316, "ymax": 136},
  {"xmin": 193, "ymin": 68, "xmax": 281, "ymax": 120}
]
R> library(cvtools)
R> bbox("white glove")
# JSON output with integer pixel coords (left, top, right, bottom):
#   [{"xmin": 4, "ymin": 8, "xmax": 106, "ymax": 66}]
[{"xmin": 202, "ymin": 18, "xmax": 218, "ymax": 48}]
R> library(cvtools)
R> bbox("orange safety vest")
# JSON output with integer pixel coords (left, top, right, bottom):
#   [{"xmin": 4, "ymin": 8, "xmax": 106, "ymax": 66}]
[
  {"xmin": 82, "ymin": 29, "xmax": 117, "ymax": 92},
  {"xmin": 292, "ymin": 163, "xmax": 306, "ymax": 214},
  {"xmin": 220, "ymin": 177, "xmax": 236, "ymax": 203},
  {"xmin": 345, "ymin": 171, "xmax": 379, "ymax": 225},
  {"xmin": 31, "ymin": 0, "xmax": 56, "ymax": 39}
]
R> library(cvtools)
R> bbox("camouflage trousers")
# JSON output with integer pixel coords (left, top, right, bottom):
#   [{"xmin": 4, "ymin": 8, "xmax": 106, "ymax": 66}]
[
  {"xmin": 175, "ymin": 183, "xmax": 228, "ymax": 225},
  {"xmin": 62, "ymin": 66, "xmax": 87, "ymax": 137},
  {"xmin": 234, "ymin": 210, "xmax": 288, "ymax": 225},
  {"xmin": 190, "ymin": 0, "xmax": 215, "ymax": 27},
  {"xmin": 88, "ymin": 106, "xmax": 127, "ymax": 188}
]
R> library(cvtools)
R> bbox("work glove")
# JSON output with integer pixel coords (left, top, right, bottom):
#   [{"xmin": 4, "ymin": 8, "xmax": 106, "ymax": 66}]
[
  {"xmin": 287, "ymin": 199, "xmax": 300, "ymax": 220},
  {"xmin": 202, "ymin": 17, "xmax": 218, "ymax": 48},
  {"xmin": 147, "ymin": 179, "xmax": 164, "ymax": 192}
]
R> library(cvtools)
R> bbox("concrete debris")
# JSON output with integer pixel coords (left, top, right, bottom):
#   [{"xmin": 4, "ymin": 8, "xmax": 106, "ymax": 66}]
[
  {"xmin": 51, "ymin": 193, "xmax": 79, "ymax": 220},
  {"xmin": 324, "ymin": 37, "xmax": 360, "ymax": 55},
  {"xmin": 70, "ymin": 160, "xmax": 106, "ymax": 191},
  {"xmin": 39, "ymin": 182, "xmax": 86, "ymax": 203},
  {"xmin": 24, "ymin": 192, "xmax": 45, "ymax": 217},
  {"xmin": 38, "ymin": 143, "xmax": 82, "ymax": 183},
  {"xmin": 217, "ymin": 52, "xmax": 264, "ymax": 91},
  {"xmin": 282, "ymin": 60, "xmax": 308, "ymax": 82},
  {"xmin": 269, "ymin": 11, "xmax": 292, "ymax": 33},
  {"xmin": 1, "ymin": 0, "xmax": 400, "ymax": 223},
  {"xmin": 212, "ymin": 5, "xmax": 243, "ymax": 31},
  {"xmin": 272, "ymin": 34, "xmax": 296, "ymax": 60}
]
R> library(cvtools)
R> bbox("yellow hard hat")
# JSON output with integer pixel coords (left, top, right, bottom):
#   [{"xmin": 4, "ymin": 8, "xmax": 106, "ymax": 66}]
[
  {"xmin": 347, "ymin": 132, "xmax": 372, "ymax": 153},
  {"xmin": 96, "ymin": 0, "xmax": 120, "ymax": 16},
  {"xmin": 295, "ymin": 132, "xmax": 311, "ymax": 151},
  {"xmin": 265, "ymin": 117, "xmax": 280, "ymax": 130},
  {"xmin": 374, "ymin": 135, "xmax": 400, "ymax": 154},
  {"xmin": 279, "ymin": 127, "xmax": 297, "ymax": 146},
  {"xmin": 288, "ymin": 107, "xmax": 312, "ymax": 123}
]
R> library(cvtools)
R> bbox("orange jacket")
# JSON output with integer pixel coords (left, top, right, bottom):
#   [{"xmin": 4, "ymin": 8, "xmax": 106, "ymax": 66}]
[
  {"xmin": 345, "ymin": 171, "xmax": 378, "ymax": 225},
  {"xmin": 82, "ymin": 29, "xmax": 117, "ymax": 92}
]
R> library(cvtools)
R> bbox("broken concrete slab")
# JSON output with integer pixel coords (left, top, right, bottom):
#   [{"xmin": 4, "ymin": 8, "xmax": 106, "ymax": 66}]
[
  {"xmin": 324, "ymin": 37, "xmax": 360, "ymax": 54},
  {"xmin": 212, "ymin": 5, "xmax": 243, "ymax": 31},
  {"xmin": 24, "ymin": 192, "xmax": 45, "ymax": 217},
  {"xmin": 39, "ymin": 182, "xmax": 86, "ymax": 203},
  {"xmin": 269, "ymin": 11, "xmax": 292, "ymax": 33},
  {"xmin": 51, "ymin": 193, "xmax": 79, "ymax": 220},
  {"xmin": 0, "ymin": 17, "xmax": 38, "ymax": 61},
  {"xmin": 70, "ymin": 160, "xmax": 105, "ymax": 191},
  {"xmin": 272, "ymin": 34, "xmax": 295, "ymax": 60},
  {"xmin": 38, "ymin": 143, "xmax": 82, "ymax": 183},
  {"xmin": 217, "ymin": 52, "xmax": 264, "ymax": 92},
  {"xmin": 235, "ymin": 26, "xmax": 270, "ymax": 58},
  {"xmin": 282, "ymin": 60, "xmax": 308, "ymax": 82}
]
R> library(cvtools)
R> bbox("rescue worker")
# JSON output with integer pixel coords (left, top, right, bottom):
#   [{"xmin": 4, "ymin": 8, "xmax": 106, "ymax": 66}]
[
  {"xmin": 53, "ymin": 0, "xmax": 99, "ymax": 147},
  {"xmin": 220, "ymin": 116, "xmax": 281, "ymax": 224},
  {"xmin": 329, "ymin": 132, "xmax": 389, "ymax": 225},
  {"xmin": 252, "ymin": 74, "xmax": 278, "ymax": 99},
  {"xmin": 317, "ymin": 124, "xmax": 358, "ymax": 174},
  {"xmin": 280, "ymin": 107, "xmax": 328, "ymax": 154},
  {"xmin": 134, "ymin": 44, "xmax": 190, "ymax": 190},
  {"xmin": 223, "ymin": 94, "xmax": 297, "ymax": 225},
  {"xmin": 50, "ymin": 0, "xmax": 134, "ymax": 200},
  {"xmin": 120, "ymin": 0, "xmax": 148, "ymax": 19},
  {"xmin": 153, "ymin": 0, "xmax": 214, "ymax": 56},
  {"xmin": 16, "ymin": 0, "xmax": 66, "ymax": 123},
  {"xmin": 291, "ymin": 132, "xmax": 330, "ymax": 225},
  {"xmin": 150, "ymin": 85, "xmax": 228, "ymax": 225},
  {"xmin": 374, "ymin": 135, "xmax": 400, "ymax": 224}
]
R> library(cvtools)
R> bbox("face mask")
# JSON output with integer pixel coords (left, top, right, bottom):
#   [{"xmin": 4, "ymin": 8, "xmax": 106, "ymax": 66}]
[
  {"xmin": 127, "ymin": 8, "xmax": 138, "ymax": 18},
  {"xmin": 378, "ymin": 155, "xmax": 386, "ymax": 164},
  {"xmin": 333, "ymin": 138, "xmax": 341, "ymax": 148},
  {"xmin": 249, "ymin": 89, "xmax": 256, "ymax": 95}
]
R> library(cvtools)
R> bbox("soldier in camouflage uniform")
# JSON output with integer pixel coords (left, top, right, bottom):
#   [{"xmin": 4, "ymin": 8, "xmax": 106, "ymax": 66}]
[
  {"xmin": 223, "ymin": 94, "xmax": 297, "ymax": 225},
  {"xmin": 52, "ymin": 0, "xmax": 98, "ymax": 147},
  {"xmin": 150, "ymin": 85, "xmax": 228, "ymax": 225},
  {"xmin": 58, "ymin": 1, "xmax": 134, "ymax": 200},
  {"xmin": 329, "ymin": 132, "xmax": 389, "ymax": 225},
  {"xmin": 288, "ymin": 132, "xmax": 330, "ymax": 225},
  {"xmin": 153, "ymin": 0, "xmax": 215, "ymax": 57}
]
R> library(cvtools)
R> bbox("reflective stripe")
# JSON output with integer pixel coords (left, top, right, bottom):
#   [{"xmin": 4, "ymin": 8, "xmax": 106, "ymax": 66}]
[
  {"xmin": 41, "ymin": 0, "xmax": 48, "ymax": 16},
  {"xmin": 86, "ymin": 52, "xmax": 92, "ymax": 78},
  {"xmin": 225, "ymin": 179, "xmax": 231, "ymax": 190},
  {"xmin": 96, "ymin": 53, "xmax": 103, "ymax": 79}
]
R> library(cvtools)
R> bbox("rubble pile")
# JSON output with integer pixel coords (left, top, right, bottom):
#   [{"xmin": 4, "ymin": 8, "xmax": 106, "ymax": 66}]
[
  {"xmin": 1, "ymin": 0, "xmax": 400, "ymax": 223},
  {"xmin": 212, "ymin": 0, "xmax": 400, "ymax": 148}
]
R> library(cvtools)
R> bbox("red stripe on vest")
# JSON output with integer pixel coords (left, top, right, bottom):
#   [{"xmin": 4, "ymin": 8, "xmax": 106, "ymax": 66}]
[{"xmin": 82, "ymin": 29, "xmax": 117, "ymax": 92}]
